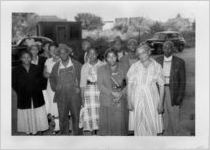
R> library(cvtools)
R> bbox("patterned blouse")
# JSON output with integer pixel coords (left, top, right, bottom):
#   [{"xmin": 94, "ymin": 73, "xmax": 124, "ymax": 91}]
[{"xmin": 80, "ymin": 60, "xmax": 104, "ymax": 88}]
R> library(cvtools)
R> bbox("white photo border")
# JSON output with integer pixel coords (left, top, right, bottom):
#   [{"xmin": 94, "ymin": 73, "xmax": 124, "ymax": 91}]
[{"xmin": 0, "ymin": 1, "xmax": 209, "ymax": 149}]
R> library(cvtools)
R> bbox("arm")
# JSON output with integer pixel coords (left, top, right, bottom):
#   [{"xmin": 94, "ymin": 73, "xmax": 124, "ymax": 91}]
[
  {"xmin": 43, "ymin": 65, "xmax": 50, "ymax": 78},
  {"xmin": 126, "ymin": 66, "xmax": 135, "ymax": 110},
  {"xmin": 97, "ymin": 67, "xmax": 112, "ymax": 96},
  {"xmin": 49, "ymin": 64, "xmax": 58, "ymax": 92},
  {"xmin": 158, "ymin": 85, "xmax": 164, "ymax": 114},
  {"xmin": 178, "ymin": 60, "xmax": 186, "ymax": 104},
  {"xmin": 12, "ymin": 67, "xmax": 18, "ymax": 92},
  {"xmin": 80, "ymin": 65, "xmax": 87, "ymax": 106},
  {"xmin": 157, "ymin": 64, "xmax": 165, "ymax": 114},
  {"xmin": 127, "ymin": 77, "xmax": 135, "ymax": 110},
  {"xmin": 77, "ymin": 62, "xmax": 82, "ymax": 87}
]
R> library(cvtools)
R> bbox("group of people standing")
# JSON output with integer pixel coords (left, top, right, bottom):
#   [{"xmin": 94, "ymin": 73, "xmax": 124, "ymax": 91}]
[{"xmin": 12, "ymin": 37, "xmax": 186, "ymax": 136}]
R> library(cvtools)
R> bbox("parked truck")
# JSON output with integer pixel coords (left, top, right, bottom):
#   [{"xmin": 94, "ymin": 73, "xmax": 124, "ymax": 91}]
[{"xmin": 36, "ymin": 21, "xmax": 84, "ymax": 63}]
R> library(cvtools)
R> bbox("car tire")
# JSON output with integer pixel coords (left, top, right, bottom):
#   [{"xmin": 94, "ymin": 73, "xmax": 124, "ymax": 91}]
[{"xmin": 179, "ymin": 45, "xmax": 184, "ymax": 52}]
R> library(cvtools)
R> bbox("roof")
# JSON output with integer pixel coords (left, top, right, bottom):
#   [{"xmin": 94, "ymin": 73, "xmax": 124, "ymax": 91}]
[
  {"xmin": 38, "ymin": 15, "xmax": 67, "ymax": 22},
  {"xmin": 156, "ymin": 31, "xmax": 179, "ymax": 34},
  {"xmin": 16, "ymin": 36, "xmax": 53, "ymax": 45}
]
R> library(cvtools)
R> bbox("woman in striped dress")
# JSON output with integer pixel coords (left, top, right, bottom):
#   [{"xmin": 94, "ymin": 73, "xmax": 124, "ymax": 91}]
[
  {"xmin": 80, "ymin": 48, "xmax": 103, "ymax": 135},
  {"xmin": 127, "ymin": 43, "xmax": 165, "ymax": 136}
]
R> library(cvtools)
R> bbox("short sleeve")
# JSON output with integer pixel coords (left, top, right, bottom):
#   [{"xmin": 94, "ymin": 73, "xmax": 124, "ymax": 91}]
[
  {"xmin": 156, "ymin": 63, "xmax": 165, "ymax": 86},
  {"xmin": 44, "ymin": 59, "xmax": 50, "ymax": 72},
  {"xmin": 126, "ymin": 63, "xmax": 136, "ymax": 83}
]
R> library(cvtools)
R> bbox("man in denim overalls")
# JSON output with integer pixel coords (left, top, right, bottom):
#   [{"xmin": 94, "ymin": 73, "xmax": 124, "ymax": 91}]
[{"xmin": 50, "ymin": 44, "xmax": 82, "ymax": 135}]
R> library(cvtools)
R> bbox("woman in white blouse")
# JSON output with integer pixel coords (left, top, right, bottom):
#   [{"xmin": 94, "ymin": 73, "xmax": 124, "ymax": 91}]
[
  {"xmin": 80, "ymin": 48, "xmax": 103, "ymax": 135},
  {"xmin": 43, "ymin": 43, "xmax": 60, "ymax": 132}
]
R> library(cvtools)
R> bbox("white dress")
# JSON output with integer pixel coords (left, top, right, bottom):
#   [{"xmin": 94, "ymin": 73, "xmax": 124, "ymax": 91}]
[
  {"xmin": 127, "ymin": 59, "xmax": 164, "ymax": 136},
  {"xmin": 43, "ymin": 58, "xmax": 59, "ymax": 116}
]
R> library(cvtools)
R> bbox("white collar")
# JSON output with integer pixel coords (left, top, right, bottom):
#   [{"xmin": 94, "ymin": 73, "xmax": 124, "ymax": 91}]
[
  {"xmin": 59, "ymin": 57, "xmax": 73, "ymax": 69},
  {"xmin": 88, "ymin": 60, "xmax": 101, "ymax": 67},
  {"xmin": 164, "ymin": 55, "xmax": 173, "ymax": 62},
  {"xmin": 31, "ymin": 56, "xmax": 39, "ymax": 65}
]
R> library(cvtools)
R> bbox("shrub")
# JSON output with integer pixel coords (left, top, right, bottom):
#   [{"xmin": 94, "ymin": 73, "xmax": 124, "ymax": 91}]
[{"xmin": 181, "ymin": 31, "xmax": 195, "ymax": 48}]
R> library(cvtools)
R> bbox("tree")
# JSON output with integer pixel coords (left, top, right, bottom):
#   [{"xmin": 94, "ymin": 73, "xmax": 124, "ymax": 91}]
[
  {"xmin": 12, "ymin": 13, "xmax": 39, "ymax": 42},
  {"xmin": 112, "ymin": 24, "xmax": 128, "ymax": 34},
  {"xmin": 192, "ymin": 20, "xmax": 195, "ymax": 31},
  {"xmin": 150, "ymin": 21, "xmax": 165, "ymax": 34},
  {"xmin": 74, "ymin": 13, "xmax": 104, "ymax": 30}
]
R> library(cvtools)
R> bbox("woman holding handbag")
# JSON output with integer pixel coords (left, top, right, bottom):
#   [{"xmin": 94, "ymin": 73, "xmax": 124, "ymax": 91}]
[{"xmin": 80, "ymin": 48, "xmax": 103, "ymax": 135}]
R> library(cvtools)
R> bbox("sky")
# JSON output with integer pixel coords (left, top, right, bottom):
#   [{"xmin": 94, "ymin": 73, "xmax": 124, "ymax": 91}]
[{"xmin": 6, "ymin": 1, "xmax": 198, "ymax": 22}]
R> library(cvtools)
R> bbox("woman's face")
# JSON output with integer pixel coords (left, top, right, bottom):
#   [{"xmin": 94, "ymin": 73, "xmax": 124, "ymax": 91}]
[
  {"xmin": 88, "ymin": 49, "xmax": 97, "ymax": 63},
  {"xmin": 113, "ymin": 41, "xmax": 122, "ymax": 51},
  {"xmin": 107, "ymin": 52, "xmax": 117, "ymax": 66},
  {"xmin": 21, "ymin": 53, "xmax": 32, "ymax": 65},
  {"xmin": 49, "ymin": 46, "xmax": 56, "ymax": 57},
  {"xmin": 82, "ymin": 41, "xmax": 91, "ymax": 51},
  {"xmin": 127, "ymin": 41, "xmax": 137, "ymax": 52},
  {"xmin": 136, "ymin": 47, "xmax": 150, "ymax": 63},
  {"xmin": 30, "ymin": 46, "xmax": 39, "ymax": 57},
  {"xmin": 43, "ymin": 43, "xmax": 49, "ymax": 52}
]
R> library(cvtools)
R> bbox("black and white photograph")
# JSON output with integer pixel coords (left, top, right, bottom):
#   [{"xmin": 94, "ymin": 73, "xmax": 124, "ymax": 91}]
[{"xmin": 0, "ymin": 1, "xmax": 209, "ymax": 149}]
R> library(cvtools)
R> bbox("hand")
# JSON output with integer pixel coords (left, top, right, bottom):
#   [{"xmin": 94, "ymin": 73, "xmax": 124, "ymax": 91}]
[
  {"xmin": 176, "ymin": 96, "xmax": 183, "ymax": 106},
  {"xmin": 157, "ymin": 103, "xmax": 164, "ymax": 114},
  {"xmin": 128, "ymin": 102, "xmax": 134, "ymax": 111},
  {"xmin": 81, "ymin": 99, "xmax": 85, "ymax": 107},
  {"xmin": 45, "ymin": 72, "xmax": 50, "ymax": 77},
  {"xmin": 75, "ymin": 87, "xmax": 80, "ymax": 94},
  {"xmin": 112, "ymin": 91, "xmax": 122, "ymax": 99}
]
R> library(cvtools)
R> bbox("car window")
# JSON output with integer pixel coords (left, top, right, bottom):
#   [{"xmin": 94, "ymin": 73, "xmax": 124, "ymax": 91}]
[
  {"xmin": 178, "ymin": 34, "xmax": 183, "ymax": 38},
  {"xmin": 154, "ymin": 33, "xmax": 165, "ymax": 40},
  {"xmin": 19, "ymin": 39, "xmax": 27, "ymax": 46},
  {"xmin": 166, "ymin": 33, "xmax": 178, "ymax": 40}
]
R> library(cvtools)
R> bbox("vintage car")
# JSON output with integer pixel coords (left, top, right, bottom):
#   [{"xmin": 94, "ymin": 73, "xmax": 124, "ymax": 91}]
[
  {"xmin": 146, "ymin": 31, "xmax": 186, "ymax": 54},
  {"xmin": 12, "ymin": 36, "xmax": 53, "ymax": 66}
]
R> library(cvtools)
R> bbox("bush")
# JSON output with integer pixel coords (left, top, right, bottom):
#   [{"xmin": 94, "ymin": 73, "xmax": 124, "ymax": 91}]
[
  {"xmin": 181, "ymin": 31, "xmax": 195, "ymax": 48},
  {"xmin": 94, "ymin": 37, "xmax": 110, "ymax": 60}
]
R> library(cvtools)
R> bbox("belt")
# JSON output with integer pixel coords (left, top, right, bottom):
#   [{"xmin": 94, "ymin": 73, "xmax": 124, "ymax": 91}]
[
  {"xmin": 87, "ymin": 80, "xmax": 96, "ymax": 85},
  {"xmin": 164, "ymin": 84, "xmax": 170, "ymax": 86},
  {"xmin": 112, "ymin": 85, "xmax": 123, "ymax": 91}
]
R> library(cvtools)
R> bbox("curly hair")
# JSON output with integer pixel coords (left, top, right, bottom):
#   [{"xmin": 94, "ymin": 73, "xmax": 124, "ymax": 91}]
[{"xmin": 104, "ymin": 47, "xmax": 118, "ymax": 62}]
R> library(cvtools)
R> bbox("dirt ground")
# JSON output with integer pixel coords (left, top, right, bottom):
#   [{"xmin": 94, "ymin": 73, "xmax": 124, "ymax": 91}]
[{"xmin": 11, "ymin": 47, "xmax": 195, "ymax": 136}]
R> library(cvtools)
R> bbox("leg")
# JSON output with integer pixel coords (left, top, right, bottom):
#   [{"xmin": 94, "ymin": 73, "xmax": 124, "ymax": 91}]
[
  {"xmin": 57, "ymin": 101, "xmax": 70, "ymax": 135},
  {"xmin": 163, "ymin": 87, "xmax": 173, "ymax": 135},
  {"xmin": 170, "ymin": 106, "xmax": 180, "ymax": 135},
  {"xmin": 69, "ymin": 92, "xmax": 81, "ymax": 135}
]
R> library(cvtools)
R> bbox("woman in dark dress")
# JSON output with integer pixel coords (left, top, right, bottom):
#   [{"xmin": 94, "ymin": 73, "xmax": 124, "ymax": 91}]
[
  {"xmin": 12, "ymin": 50, "xmax": 49, "ymax": 135},
  {"xmin": 97, "ymin": 48, "xmax": 128, "ymax": 136},
  {"xmin": 29, "ymin": 45, "xmax": 47, "ymax": 89}
]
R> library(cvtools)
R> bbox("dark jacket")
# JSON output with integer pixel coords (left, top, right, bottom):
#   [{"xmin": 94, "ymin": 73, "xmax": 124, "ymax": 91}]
[
  {"xmin": 12, "ymin": 64, "xmax": 45, "ymax": 109},
  {"xmin": 37, "ymin": 56, "xmax": 47, "ymax": 89},
  {"xmin": 156, "ymin": 55, "xmax": 186, "ymax": 106}
]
